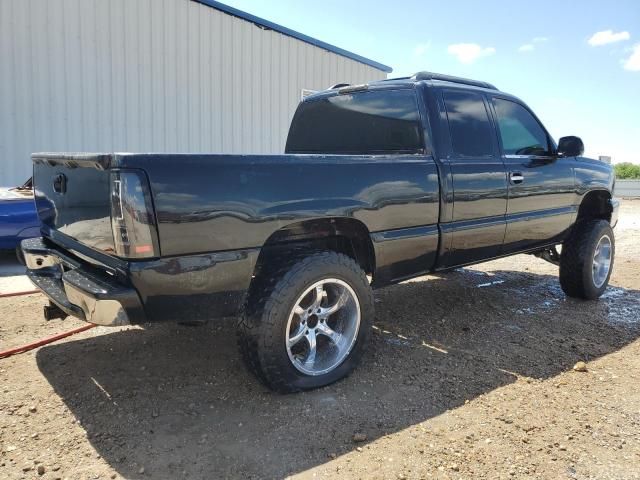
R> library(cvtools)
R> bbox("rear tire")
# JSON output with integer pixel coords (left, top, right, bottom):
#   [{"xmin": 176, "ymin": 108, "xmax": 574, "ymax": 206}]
[
  {"xmin": 237, "ymin": 251, "xmax": 373, "ymax": 393},
  {"xmin": 560, "ymin": 219, "xmax": 614, "ymax": 300}
]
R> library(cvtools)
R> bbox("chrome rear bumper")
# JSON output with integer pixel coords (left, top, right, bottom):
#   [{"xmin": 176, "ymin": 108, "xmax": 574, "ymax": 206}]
[{"xmin": 21, "ymin": 237, "xmax": 145, "ymax": 326}]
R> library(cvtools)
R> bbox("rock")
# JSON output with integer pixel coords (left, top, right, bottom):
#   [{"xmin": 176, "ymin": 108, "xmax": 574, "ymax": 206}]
[
  {"xmin": 138, "ymin": 467, "xmax": 145, "ymax": 474},
  {"xmin": 451, "ymin": 464, "xmax": 460, "ymax": 472},
  {"xmin": 29, "ymin": 406, "xmax": 37, "ymax": 413},
  {"xmin": 573, "ymin": 361, "xmax": 588, "ymax": 372},
  {"xmin": 352, "ymin": 433, "xmax": 367, "ymax": 442},
  {"xmin": 328, "ymin": 453, "xmax": 337, "ymax": 459},
  {"xmin": 356, "ymin": 447, "xmax": 363, "ymax": 452},
  {"xmin": 37, "ymin": 465, "xmax": 45, "ymax": 475}
]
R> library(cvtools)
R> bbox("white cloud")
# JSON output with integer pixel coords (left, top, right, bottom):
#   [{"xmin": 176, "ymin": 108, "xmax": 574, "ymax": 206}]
[
  {"xmin": 518, "ymin": 37, "xmax": 549, "ymax": 53},
  {"xmin": 447, "ymin": 43, "xmax": 496, "ymax": 64},
  {"xmin": 413, "ymin": 42, "xmax": 431, "ymax": 56},
  {"xmin": 588, "ymin": 30, "xmax": 630, "ymax": 46},
  {"xmin": 623, "ymin": 43, "xmax": 640, "ymax": 71},
  {"xmin": 518, "ymin": 44, "xmax": 535, "ymax": 52}
]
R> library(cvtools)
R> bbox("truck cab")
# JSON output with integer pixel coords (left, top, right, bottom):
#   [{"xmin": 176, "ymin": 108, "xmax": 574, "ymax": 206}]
[{"xmin": 289, "ymin": 73, "xmax": 616, "ymax": 269}]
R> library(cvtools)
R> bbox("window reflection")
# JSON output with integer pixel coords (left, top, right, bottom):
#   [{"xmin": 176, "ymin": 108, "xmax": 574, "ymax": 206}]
[
  {"xmin": 493, "ymin": 98, "xmax": 548, "ymax": 156},
  {"xmin": 443, "ymin": 90, "xmax": 494, "ymax": 157}
]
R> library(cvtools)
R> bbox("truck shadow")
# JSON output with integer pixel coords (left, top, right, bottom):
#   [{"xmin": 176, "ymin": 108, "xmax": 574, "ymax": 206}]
[{"xmin": 36, "ymin": 268, "xmax": 640, "ymax": 479}]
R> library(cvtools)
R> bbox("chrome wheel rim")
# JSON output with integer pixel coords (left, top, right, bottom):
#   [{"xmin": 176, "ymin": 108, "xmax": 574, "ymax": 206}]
[
  {"xmin": 285, "ymin": 279, "xmax": 361, "ymax": 376},
  {"xmin": 592, "ymin": 234, "xmax": 612, "ymax": 288}
]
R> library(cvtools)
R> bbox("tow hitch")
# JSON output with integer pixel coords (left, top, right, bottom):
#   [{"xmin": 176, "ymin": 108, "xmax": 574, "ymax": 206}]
[{"xmin": 43, "ymin": 302, "xmax": 68, "ymax": 321}]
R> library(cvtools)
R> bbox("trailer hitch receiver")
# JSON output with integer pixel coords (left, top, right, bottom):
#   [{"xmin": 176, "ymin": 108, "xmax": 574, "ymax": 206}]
[{"xmin": 43, "ymin": 302, "xmax": 68, "ymax": 321}]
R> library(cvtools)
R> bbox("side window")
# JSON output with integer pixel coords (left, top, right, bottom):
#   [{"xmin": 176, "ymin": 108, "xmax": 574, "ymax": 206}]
[
  {"xmin": 285, "ymin": 89, "xmax": 423, "ymax": 155},
  {"xmin": 493, "ymin": 98, "xmax": 549, "ymax": 156},
  {"xmin": 443, "ymin": 90, "xmax": 494, "ymax": 157}
]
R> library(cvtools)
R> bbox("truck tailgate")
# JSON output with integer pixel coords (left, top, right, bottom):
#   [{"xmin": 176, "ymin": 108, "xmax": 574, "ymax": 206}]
[{"xmin": 32, "ymin": 153, "xmax": 115, "ymax": 254}]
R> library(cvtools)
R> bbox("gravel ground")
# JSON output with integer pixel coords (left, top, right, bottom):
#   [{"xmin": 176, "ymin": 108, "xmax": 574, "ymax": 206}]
[
  {"xmin": 1, "ymin": 201, "xmax": 639, "ymax": 480},
  {"xmin": 0, "ymin": 252, "xmax": 31, "ymax": 295}
]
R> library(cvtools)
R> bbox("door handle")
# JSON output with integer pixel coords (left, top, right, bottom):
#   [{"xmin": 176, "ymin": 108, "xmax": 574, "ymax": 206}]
[{"xmin": 509, "ymin": 172, "xmax": 524, "ymax": 184}]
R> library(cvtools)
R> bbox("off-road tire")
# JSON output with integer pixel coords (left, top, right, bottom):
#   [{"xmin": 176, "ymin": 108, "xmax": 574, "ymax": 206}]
[
  {"xmin": 560, "ymin": 219, "xmax": 614, "ymax": 300},
  {"xmin": 237, "ymin": 251, "xmax": 374, "ymax": 393}
]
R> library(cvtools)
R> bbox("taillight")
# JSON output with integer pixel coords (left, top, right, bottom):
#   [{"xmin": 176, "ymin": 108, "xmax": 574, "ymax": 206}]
[{"xmin": 110, "ymin": 170, "xmax": 160, "ymax": 259}]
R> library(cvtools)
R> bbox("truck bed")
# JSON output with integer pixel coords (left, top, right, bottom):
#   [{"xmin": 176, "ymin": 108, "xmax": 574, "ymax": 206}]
[
  {"xmin": 33, "ymin": 152, "xmax": 440, "ymax": 258},
  {"xmin": 31, "ymin": 152, "xmax": 442, "ymax": 323}
]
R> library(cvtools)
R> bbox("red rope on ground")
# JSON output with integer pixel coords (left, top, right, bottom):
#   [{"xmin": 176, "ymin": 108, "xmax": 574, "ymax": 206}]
[
  {"xmin": 0, "ymin": 290, "xmax": 41, "ymax": 298},
  {"xmin": 0, "ymin": 324, "xmax": 97, "ymax": 359}
]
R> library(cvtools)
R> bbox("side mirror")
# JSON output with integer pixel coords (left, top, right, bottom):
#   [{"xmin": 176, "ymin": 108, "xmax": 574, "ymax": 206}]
[{"xmin": 557, "ymin": 136, "xmax": 584, "ymax": 157}]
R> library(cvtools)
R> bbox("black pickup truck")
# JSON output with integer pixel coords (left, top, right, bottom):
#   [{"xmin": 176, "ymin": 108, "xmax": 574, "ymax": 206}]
[{"xmin": 23, "ymin": 71, "xmax": 619, "ymax": 392}]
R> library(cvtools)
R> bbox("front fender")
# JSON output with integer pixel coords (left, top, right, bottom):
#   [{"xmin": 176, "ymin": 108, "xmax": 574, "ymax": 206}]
[{"xmin": 574, "ymin": 157, "xmax": 615, "ymax": 197}]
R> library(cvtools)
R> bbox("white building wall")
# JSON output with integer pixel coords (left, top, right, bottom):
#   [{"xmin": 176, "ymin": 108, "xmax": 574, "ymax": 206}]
[{"xmin": 0, "ymin": 0, "xmax": 387, "ymax": 185}]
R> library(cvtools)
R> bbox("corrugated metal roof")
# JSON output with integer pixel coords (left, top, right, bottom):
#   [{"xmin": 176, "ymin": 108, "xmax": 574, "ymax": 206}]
[{"xmin": 192, "ymin": 0, "xmax": 393, "ymax": 73}]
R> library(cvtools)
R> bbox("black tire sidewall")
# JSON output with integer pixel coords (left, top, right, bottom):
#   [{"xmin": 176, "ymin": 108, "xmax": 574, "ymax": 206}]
[
  {"xmin": 561, "ymin": 219, "xmax": 615, "ymax": 300},
  {"xmin": 259, "ymin": 254, "xmax": 373, "ymax": 392}
]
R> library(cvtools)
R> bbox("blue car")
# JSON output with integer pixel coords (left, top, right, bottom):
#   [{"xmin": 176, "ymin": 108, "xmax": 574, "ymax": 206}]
[{"xmin": 0, "ymin": 178, "xmax": 40, "ymax": 253}]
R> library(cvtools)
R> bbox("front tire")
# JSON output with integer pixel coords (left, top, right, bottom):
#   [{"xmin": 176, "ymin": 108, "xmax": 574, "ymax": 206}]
[
  {"xmin": 238, "ymin": 252, "xmax": 374, "ymax": 393},
  {"xmin": 560, "ymin": 219, "xmax": 614, "ymax": 300}
]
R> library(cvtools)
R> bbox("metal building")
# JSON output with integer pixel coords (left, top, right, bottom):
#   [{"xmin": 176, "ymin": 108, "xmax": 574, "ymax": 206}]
[{"xmin": 0, "ymin": 0, "xmax": 391, "ymax": 185}]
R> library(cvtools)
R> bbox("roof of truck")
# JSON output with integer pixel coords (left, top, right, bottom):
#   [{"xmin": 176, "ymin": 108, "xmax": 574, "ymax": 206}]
[
  {"xmin": 303, "ymin": 71, "xmax": 505, "ymax": 103},
  {"xmin": 354, "ymin": 71, "xmax": 500, "ymax": 92}
]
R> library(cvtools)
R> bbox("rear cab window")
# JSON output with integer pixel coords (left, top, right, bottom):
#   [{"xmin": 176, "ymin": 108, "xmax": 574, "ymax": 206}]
[{"xmin": 285, "ymin": 89, "xmax": 424, "ymax": 155}]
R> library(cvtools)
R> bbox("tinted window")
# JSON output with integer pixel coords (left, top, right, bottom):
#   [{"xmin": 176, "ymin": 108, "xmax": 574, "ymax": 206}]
[
  {"xmin": 493, "ymin": 98, "xmax": 549, "ymax": 156},
  {"xmin": 285, "ymin": 89, "xmax": 423, "ymax": 154},
  {"xmin": 443, "ymin": 90, "xmax": 494, "ymax": 157}
]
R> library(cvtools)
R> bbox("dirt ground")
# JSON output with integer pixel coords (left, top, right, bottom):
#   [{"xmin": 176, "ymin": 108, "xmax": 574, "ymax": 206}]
[{"xmin": 1, "ymin": 201, "xmax": 639, "ymax": 480}]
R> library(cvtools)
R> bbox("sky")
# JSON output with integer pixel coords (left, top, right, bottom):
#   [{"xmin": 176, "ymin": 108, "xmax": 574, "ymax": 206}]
[{"xmin": 222, "ymin": 0, "xmax": 640, "ymax": 163}]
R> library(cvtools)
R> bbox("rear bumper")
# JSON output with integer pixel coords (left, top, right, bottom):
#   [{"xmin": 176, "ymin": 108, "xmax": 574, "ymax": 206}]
[{"xmin": 21, "ymin": 237, "xmax": 145, "ymax": 326}]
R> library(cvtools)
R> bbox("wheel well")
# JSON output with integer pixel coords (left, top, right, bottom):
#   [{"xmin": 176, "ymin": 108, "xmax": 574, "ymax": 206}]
[
  {"xmin": 252, "ymin": 218, "xmax": 375, "ymax": 281},
  {"xmin": 576, "ymin": 190, "xmax": 613, "ymax": 223}
]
